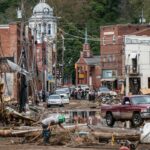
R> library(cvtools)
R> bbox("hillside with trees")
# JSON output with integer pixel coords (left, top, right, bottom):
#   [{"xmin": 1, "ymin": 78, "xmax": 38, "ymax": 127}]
[{"xmin": 0, "ymin": 0, "xmax": 149, "ymax": 83}]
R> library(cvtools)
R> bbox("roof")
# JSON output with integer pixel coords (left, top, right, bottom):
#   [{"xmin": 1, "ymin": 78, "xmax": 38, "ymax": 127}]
[
  {"xmin": 131, "ymin": 28, "xmax": 150, "ymax": 36},
  {"xmin": 100, "ymin": 24, "xmax": 150, "ymax": 29},
  {"xmin": 33, "ymin": 1, "xmax": 53, "ymax": 14},
  {"xmin": 84, "ymin": 56, "xmax": 100, "ymax": 66}
]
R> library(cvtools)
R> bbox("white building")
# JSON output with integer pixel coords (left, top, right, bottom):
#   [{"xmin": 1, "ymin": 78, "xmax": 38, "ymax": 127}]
[
  {"xmin": 29, "ymin": 0, "xmax": 57, "ymax": 92},
  {"xmin": 124, "ymin": 35, "xmax": 150, "ymax": 95},
  {"xmin": 29, "ymin": 0, "xmax": 57, "ymax": 43}
]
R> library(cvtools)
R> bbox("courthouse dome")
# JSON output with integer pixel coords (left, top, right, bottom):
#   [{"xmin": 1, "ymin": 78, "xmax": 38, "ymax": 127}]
[{"xmin": 33, "ymin": 0, "xmax": 53, "ymax": 15}]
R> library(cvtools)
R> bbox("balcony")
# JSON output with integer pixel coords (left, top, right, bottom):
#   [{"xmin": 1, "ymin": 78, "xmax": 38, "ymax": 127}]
[{"xmin": 126, "ymin": 65, "xmax": 140, "ymax": 75}]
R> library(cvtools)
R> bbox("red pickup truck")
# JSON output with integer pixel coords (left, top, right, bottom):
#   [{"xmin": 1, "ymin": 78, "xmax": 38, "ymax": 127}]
[{"xmin": 101, "ymin": 95, "xmax": 150, "ymax": 127}]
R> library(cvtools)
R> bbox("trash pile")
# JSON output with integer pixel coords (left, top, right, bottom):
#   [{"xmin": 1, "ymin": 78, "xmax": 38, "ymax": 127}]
[
  {"xmin": 96, "ymin": 95, "xmax": 121, "ymax": 105},
  {"xmin": 0, "ymin": 98, "xmax": 148, "ymax": 149},
  {"xmin": 0, "ymin": 124, "xmax": 141, "ymax": 147}
]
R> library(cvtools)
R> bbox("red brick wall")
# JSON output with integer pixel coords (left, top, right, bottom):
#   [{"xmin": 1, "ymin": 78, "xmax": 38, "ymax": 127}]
[
  {"xmin": 36, "ymin": 43, "xmax": 43, "ymax": 72},
  {"xmin": 92, "ymin": 66, "xmax": 101, "ymax": 89},
  {"xmin": 0, "ymin": 28, "xmax": 10, "ymax": 56},
  {"xmin": 9, "ymin": 23, "xmax": 21, "ymax": 100},
  {"xmin": 0, "ymin": 23, "xmax": 21, "ymax": 100},
  {"xmin": 9, "ymin": 23, "xmax": 21, "ymax": 62}
]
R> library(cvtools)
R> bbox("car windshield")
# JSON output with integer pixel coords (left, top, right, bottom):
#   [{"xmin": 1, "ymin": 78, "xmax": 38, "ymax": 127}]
[
  {"xmin": 61, "ymin": 95, "xmax": 68, "ymax": 99},
  {"xmin": 99, "ymin": 87, "xmax": 110, "ymax": 92},
  {"xmin": 131, "ymin": 96, "xmax": 150, "ymax": 104},
  {"xmin": 56, "ymin": 90, "xmax": 66, "ymax": 94},
  {"xmin": 49, "ymin": 95, "xmax": 60, "ymax": 99}
]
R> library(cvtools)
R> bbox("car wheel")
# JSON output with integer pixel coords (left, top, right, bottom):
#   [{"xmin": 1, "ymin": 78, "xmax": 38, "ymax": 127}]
[
  {"xmin": 131, "ymin": 113, "xmax": 143, "ymax": 127},
  {"xmin": 59, "ymin": 104, "xmax": 64, "ymax": 107},
  {"xmin": 106, "ymin": 113, "xmax": 115, "ymax": 127}
]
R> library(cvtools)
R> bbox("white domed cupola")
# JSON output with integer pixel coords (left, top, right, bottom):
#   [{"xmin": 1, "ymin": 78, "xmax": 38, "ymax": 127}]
[
  {"xmin": 33, "ymin": 0, "xmax": 53, "ymax": 16},
  {"xmin": 29, "ymin": 0, "xmax": 57, "ymax": 43}
]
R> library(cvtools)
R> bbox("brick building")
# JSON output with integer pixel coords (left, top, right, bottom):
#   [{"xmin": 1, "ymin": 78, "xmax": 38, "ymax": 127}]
[
  {"xmin": 100, "ymin": 24, "xmax": 150, "ymax": 91},
  {"xmin": 0, "ymin": 22, "xmax": 34, "ymax": 102},
  {"xmin": 75, "ymin": 41, "xmax": 100, "ymax": 90}
]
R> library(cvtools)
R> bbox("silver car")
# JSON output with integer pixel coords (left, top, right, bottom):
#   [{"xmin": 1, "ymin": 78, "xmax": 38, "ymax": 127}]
[{"xmin": 47, "ymin": 94, "xmax": 63, "ymax": 107}]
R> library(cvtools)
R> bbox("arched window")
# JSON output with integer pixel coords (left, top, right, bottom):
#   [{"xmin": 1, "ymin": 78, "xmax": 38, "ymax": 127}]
[
  {"xmin": 38, "ymin": 24, "xmax": 41, "ymax": 34},
  {"xmin": 43, "ymin": 23, "xmax": 46, "ymax": 34}
]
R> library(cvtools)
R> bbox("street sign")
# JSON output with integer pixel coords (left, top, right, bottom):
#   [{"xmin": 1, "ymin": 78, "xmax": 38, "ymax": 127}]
[{"xmin": 48, "ymin": 74, "xmax": 52, "ymax": 81}]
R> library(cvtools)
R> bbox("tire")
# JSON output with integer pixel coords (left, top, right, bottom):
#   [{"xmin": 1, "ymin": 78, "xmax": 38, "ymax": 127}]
[
  {"xmin": 106, "ymin": 113, "xmax": 115, "ymax": 127},
  {"xmin": 131, "ymin": 113, "xmax": 143, "ymax": 127},
  {"xmin": 59, "ymin": 104, "xmax": 64, "ymax": 107}
]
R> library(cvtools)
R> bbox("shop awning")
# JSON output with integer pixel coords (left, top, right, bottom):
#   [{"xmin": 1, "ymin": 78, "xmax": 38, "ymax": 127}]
[{"xmin": 101, "ymin": 78, "xmax": 116, "ymax": 82}]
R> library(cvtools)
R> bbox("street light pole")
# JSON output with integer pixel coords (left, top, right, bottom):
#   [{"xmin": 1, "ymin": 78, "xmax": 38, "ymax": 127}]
[{"xmin": 54, "ymin": 39, "xmax": 57, "ymax": 90}]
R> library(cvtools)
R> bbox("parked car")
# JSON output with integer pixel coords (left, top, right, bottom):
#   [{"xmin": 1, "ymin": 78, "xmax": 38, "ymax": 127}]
[
  {"xmin": 76, "ymin": 84, "xmax": 89, "ymax": 91},
  {"xmin": 47, "ymin": 94, "xmax": 63, "ymax": 107},
  {"xmin": 98, "ymin": 87, "xmax": 117, "ymax": 96},
  {"xmin": 101, "ymin": 95, "xmax": 150, "ymax": 127},
  {"xmin": 60, "ymin": 93, "xmax": 70, "ymax": 104},
  {"xmin": 56, "ymin": 88, "xmax": 70, "ymax": 98}
]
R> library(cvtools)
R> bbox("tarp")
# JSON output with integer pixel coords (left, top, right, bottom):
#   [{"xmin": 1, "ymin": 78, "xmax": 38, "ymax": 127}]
[{"xmin": 140, "ymin": 88, "xmax": 150, "ymax": 95}]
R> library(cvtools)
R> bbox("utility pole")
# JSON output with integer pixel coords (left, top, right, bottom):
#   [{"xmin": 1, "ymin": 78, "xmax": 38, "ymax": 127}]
[
  {"xmin": 18, "ymin": 0, "xmax": 28, "ymax": 112},
  {"xmin": 61, "ymin": 34, "xmax": 65, "ymax": 86},
  {"xmin": 54, "ymin": 39, "xmax": 57, "ymax": 90}
]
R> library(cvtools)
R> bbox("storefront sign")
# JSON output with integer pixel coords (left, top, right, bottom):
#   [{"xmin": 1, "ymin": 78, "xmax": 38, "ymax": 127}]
[{"xmin": 79, "ymin": 73, "xmax": 84, "ymax": 78}]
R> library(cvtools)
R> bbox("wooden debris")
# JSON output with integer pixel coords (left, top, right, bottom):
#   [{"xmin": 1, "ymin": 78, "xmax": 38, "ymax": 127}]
[
  {"xmin": 88, "ymin": 126, "xmax": 140, "ymax": 134},
  {"xmin": 92, "ymin": 131, "xmax": 140, "ymax": 141}
]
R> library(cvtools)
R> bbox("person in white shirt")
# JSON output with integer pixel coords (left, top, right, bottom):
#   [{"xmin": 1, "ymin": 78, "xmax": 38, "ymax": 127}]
[{"xmin": 41, "ymin": 114, "xmax": 65, "ymax": 145}]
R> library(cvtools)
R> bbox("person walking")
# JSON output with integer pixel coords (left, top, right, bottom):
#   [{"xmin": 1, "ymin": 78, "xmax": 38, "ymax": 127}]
[{"xmin": 41, "ymin": 114, "xmax": 65, "ymax": 145}]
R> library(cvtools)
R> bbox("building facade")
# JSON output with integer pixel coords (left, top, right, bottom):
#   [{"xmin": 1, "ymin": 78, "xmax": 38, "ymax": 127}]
[
  {"xmin": 29, "ymin": 0, "xmax": 57, "ymax": 92},
  {"xmin": 0, "ymin": 22, "xmax": 33, "ymax": 102},
  {"xmin": 100, "ymin": 24, "xmax": 150, "ymax": 91},
  {"xmin": 124, "ymin": 35, "xmax": 150, "ymax": 95},
  {"xmin": 75, "ymin": 41, "xmax": 100, "ymax": 90}
]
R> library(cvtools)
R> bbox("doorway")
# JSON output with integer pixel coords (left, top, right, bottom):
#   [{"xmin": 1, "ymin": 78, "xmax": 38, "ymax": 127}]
[{"xmin": 129, "ymin": 77, "xmax": 141, "ymax": 95}]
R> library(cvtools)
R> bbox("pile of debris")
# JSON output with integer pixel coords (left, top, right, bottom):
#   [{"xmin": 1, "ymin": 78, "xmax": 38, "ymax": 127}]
[
  {"xmin": 0, "ymin": 122, "xmax": 141, "ymax": 148},
  {"xmin": 96, "ymin": 96, "xmax": 121, "ymax": 105}
]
